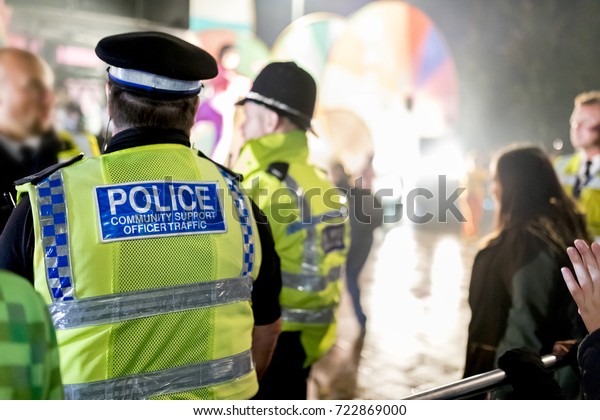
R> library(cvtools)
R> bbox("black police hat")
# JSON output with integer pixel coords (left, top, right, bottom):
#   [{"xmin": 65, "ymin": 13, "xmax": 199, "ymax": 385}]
[
  {"xmin": 96, "ymin": 31, "xmax": 218, "ymax": 98},
  {"xmin": 237, "ymin": 62, "xmax": 317, "ymax": 132}
]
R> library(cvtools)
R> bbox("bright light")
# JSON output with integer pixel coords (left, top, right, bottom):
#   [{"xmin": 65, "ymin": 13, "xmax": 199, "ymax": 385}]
[
  {"xmin": 421, "ymin": 140, "xmax": 466, "ymax": 180},
  {"xmin": 553, "ymin": 138, "xmax": 564, "ymax": 151}
]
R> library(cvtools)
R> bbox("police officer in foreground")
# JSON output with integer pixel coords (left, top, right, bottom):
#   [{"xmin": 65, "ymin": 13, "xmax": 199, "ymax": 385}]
[
  {"xmin": 0, "ymin": 32, "xmax": 282, "ymax": 400},
  {"xmin": 233, "ymin": 62, "xmax": 349, "ymax": 399}
]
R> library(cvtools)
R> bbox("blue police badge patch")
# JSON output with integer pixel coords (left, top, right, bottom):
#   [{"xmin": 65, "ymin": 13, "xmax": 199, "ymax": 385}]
[{"xmin": 95, "ymin": 181, "xmax": 227, "ymax": 242}]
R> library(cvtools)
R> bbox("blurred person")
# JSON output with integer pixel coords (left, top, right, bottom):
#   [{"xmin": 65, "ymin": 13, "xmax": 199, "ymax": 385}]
[
  {"xmin": 233, "ymin": 62, "xmax": 349, "ymax": 399},
  {"xmin": 500, "ymin": 238, "xmax": 600, "ymax": 399},
  {"xmin": 0, "ymin": 270, "xmax": 63, "ymax": 399},
  {"xmin": 562, "ymin": 239, "xmax": 600, "ymax": 399},
  {"xmin": 0, "ymin": 32, "xmax": 282, "ymax": 400},
  {"xmin": 331, "ymin": 159, "xmax": 382, "ymax": 330},
  {"xmin": 555, "ymin": 91, "xmax": 600, "ymax": 241},
  {"xmin": 0, "ymin": 48, "xmax": 59, "ymax": 231},
  {"xmin": 462, "ymin": 151, "xmax": 488, "ymax": 238},
  {"xmin": 464, "ymin": 146, "xmax": 589, "ymax": 398},
  {"xmin": 55, "ymin": 101, "xmax": 100, "ymax": 157}
]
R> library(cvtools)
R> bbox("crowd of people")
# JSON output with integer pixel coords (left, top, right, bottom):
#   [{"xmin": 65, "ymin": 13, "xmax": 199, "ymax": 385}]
[
  {"xmin": 0, "ymin": 30, "xmax": 598, "ymax": 400},
  {"xmin": 464, "ymin": 91, "xmax": 600, "ymax": 399}
]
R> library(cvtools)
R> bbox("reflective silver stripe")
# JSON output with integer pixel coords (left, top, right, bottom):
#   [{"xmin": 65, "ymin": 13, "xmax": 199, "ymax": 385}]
[
  {"xmin": 63, "ymin": 349, "xmax": 253, "ymax": 400},
  {"xmin": 282, "ymin": 266, "xmax": 341, "ymax": 292},
  {"xmin": 245, "ymin": 91, "xmax": 311, "ymax": 122},
  {"xmin": 109, "ymin": 66, "xmax": 204, "ymax": 94},
  {"xmin": 50, "ymin": 276, "xmax": 252, "ymax": 330},
  {"xmin": 284, "ymin": 175, "xmax": 319, "ymax": 278},
  {"xmin": 282, "ymin": 307, "xmax": 336, "ymax": 324},
  {"xmin": 282, "ymin": 174, "xmax": 340, "ymax": 325}
]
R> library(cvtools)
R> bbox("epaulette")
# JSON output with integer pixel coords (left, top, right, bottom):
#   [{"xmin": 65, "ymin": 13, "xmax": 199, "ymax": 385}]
[
  {"xmin": 266, "ymin": 162, "xmax": 290, "ymax": 181},
  {"xmin": 14, "ymin": 154, "xmax": 84, "ymax": 186},
  {"xmin": 196, "ymin": 150, "xmax": 243, "ymax": 182}
]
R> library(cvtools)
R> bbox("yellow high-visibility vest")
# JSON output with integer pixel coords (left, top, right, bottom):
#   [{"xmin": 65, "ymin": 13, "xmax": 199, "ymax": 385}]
[
  {"xmin": 17, "ymin": 143, "xmax": 261, "ymax": 400},
  {"xmin": 234, "ymin": 130, "xmax": 349, "ymax": 367},
  {"xmin": 555, "ymin": 153, "xmax": 600, "ymax": 240}
]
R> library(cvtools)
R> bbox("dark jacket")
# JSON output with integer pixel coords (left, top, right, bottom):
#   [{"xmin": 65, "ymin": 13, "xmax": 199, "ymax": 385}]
[
  {"xmin": 465, "ymin": 225, "xmax": 586, "ymax": 391},
  {"xmin": 579, "ymin": 328, "xmax": 600, "ymax": 399},
  {"xmin": 0, "ymin": 132, "xmax": 61, "ymax": 232}
]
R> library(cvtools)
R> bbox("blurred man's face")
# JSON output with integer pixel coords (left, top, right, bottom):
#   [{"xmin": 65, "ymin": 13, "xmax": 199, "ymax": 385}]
[
  {"xmin": 570, "ymin": 103, "xmax": 600, "ymax": 151},
  {"xmin": 0, "ymin": 52, "xmax": 53, "ymax": 142},
  {"xmin": 240, "ymin": 101, "xmax": 276, "ymax": 142}
]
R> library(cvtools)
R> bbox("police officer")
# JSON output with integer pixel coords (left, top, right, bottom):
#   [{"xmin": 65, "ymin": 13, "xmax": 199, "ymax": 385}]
[
  {"xmin": 233, "ymin": 62, "xmax": 349, "ymax": 399},
  {"xmin": 555, "ymin": 91, "xmax": 600, "ymax": 241},
  {"xmin": 0, "ymin": 32, "xmax": 282, "ymax": 400}
]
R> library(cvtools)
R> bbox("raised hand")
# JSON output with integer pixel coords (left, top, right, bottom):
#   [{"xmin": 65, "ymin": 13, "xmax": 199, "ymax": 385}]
[{"xmin": 561, "ymin": 240, "xmax": 600, "ymax": 334}]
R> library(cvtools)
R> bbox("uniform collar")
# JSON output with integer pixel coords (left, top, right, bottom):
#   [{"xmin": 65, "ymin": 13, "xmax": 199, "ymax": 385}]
[
  {"xmin": 234, "ymin": 130, "xmax": 309, "ymax": 176},
  {"xmin": 103, "ymin": 127, "xmax": 190, "ymax": 154}
]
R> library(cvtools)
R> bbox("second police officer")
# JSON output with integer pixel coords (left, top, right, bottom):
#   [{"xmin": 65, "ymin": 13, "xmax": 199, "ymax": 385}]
[{"xmin": 234, "ymin": 62, "xmax": 350, "ymax": 400}]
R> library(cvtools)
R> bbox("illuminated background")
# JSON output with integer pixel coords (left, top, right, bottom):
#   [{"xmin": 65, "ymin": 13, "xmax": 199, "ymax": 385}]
[{"xmin": 4, "ymin": 0, "xmax": 600, "ymax": 398}]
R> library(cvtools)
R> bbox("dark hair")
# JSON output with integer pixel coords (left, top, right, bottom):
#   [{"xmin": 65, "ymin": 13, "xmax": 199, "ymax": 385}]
[
  {"xmin": 493, "ymin": 146, "xmax": 590, "ymax": 250},
  {"xmin": 108, "ymin": 81, "xmax": 198, "ymax": 133}
]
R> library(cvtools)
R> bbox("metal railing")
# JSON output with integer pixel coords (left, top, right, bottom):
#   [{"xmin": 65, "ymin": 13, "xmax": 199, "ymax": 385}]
[{"xmin": 402, "ymin": 354, "xmax": 559, "ymax": 400}]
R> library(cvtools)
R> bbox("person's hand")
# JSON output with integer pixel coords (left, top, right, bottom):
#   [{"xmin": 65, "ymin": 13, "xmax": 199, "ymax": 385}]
[
  {"xmin": 552, "ymin": 340, "xmax": 577, "ymax": 358},
  {"xmin": 497, "ymin": 348, "xmax": 564, "ymax": 399},
  {"xmin": 561, "ymin": 239, "xmax": 600, "ymax": 333}
]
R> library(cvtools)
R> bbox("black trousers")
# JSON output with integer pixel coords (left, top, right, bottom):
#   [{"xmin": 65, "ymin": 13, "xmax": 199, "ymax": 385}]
[{"xmin": 253, "ymin": 331, "xmax": 312, "ymax": 400}]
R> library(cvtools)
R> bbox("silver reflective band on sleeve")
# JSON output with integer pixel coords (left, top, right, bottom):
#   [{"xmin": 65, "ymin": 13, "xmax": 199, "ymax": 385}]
[
  {"xmin": 63, "ymin": 350, "xmax": 254, "ymax": 400},
  {"xmin": 282, "ymin": 266, "xmax": 342, "ymax": 292},
  {"xmin": 282, "ymin": 307, "xmax": 336, "ymax": 324},
  {"xmin": 49, "ymin": 276, "xmax": 253, "ymax": 330},
  {"xmin": 109, "ymin": 66, "xmax": 204, "ymax": 94}
]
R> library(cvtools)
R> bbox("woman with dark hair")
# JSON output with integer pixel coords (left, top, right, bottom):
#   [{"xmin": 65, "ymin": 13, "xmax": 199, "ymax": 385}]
[{"xmin": 464, "ymin": 146, "xmax": 590, "ymax": 397}]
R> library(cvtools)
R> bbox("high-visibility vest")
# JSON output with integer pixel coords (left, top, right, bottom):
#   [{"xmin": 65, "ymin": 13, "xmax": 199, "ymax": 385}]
[
  {"xmin": 16, "ymin": 143, "xmax": 261, "ymax": 400},
  {"xmin": 234, "ymin": 131, "xmax": 349, "ymax": 367},
  {"xmin": 57, "ymin": 130, "xmax": 101, "ymax": 159},
  {"xmin": 554, "ymin": 153, "xmax": 600, "ymax": 240}
]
